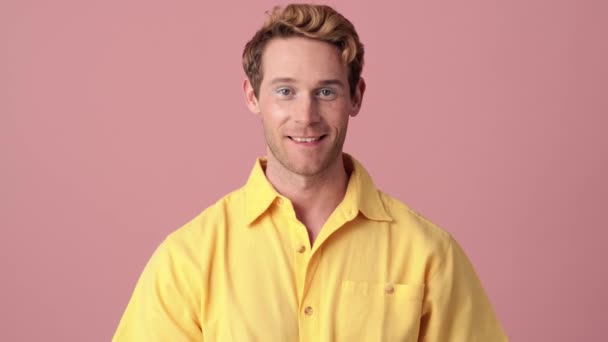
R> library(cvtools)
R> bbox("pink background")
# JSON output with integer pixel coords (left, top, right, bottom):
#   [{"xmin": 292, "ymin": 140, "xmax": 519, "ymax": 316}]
[{"xmin": 2, "ymin": 0, "xmax": 607, "ymax": 341}]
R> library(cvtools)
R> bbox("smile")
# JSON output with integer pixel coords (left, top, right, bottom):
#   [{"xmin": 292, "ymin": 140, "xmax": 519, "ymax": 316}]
[{"xmin": 288, "ymin": 136, "xmax": 326, "ymax": 143}]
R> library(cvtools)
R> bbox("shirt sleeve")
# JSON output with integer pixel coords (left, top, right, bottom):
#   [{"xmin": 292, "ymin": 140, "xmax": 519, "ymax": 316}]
[
  {"xmin": 418, "ymin": 235, "xmax": 509, "ymax": 341},
  {"xmin": 113, "ymin": 237, "xmax": 203, "ymax": 341}
]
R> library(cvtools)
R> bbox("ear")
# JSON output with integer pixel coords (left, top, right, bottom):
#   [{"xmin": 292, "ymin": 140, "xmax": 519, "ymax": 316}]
[
  {"xmin": 349, "ymin": 77, "xmax": 366, "ymax": 117},
  {"xmin": 243, "ymin": 78, "xmax": 260, "ymax": 114}
]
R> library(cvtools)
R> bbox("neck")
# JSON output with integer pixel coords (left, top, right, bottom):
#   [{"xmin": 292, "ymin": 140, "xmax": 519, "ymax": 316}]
[{"xmin": 264, "ymin": 153, "xmax": 350, "ymax": 242}]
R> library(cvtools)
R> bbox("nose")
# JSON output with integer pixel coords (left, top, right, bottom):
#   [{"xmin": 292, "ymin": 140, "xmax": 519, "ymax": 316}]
[{"xmin": 292, "ymin": 94, "xmax": 321, "ymax": 124}]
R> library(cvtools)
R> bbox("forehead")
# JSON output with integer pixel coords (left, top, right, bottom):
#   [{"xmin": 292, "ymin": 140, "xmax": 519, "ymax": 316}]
[{"xmin": 261, "ymin": 36, "xmax": 347, "ymax": 83}]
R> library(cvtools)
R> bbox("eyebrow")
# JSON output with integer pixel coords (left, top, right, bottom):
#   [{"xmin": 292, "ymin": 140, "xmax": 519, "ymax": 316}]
[
  {"xmin": 318, "ymin": 79, "xmax": 346, "ymax": 88},
  {"xmin": 269, "ymin": 77, "xmax": 346, "ymax": 88},
  {"xmin": 269, "ymin": 77, "xmax": 296, "ymax": 85}
]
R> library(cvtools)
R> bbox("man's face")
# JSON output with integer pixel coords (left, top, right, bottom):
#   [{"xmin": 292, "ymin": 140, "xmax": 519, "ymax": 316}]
[{"xmin": 244, "ymin": 36, "xmax": 364, "ymax": 177}]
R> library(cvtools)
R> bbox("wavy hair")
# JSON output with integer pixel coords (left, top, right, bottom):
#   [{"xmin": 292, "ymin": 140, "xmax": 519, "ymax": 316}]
[{"xmin": 242, "ymin": 4, "xmax": 365, "ymax": 97}]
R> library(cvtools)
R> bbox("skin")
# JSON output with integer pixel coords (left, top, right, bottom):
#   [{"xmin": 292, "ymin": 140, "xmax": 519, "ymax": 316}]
[{"xmin": 243, "ymin": 36, "xmax": 365, "ymax": 243}]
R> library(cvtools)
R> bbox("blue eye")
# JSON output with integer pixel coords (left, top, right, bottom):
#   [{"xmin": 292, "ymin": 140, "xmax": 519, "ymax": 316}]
[
  {"xmin": 276, "ymin": 88, "xmax": 292, "ymax": 96},
  {"xmin": 318, "ymin": 88, "xmax": 336, "ymax": 99}
]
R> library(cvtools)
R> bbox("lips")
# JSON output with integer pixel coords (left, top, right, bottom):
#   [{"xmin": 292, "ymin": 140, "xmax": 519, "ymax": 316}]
[{"xmin": 289, "ymin": 136, "xmax": 323, "ymax": 142}]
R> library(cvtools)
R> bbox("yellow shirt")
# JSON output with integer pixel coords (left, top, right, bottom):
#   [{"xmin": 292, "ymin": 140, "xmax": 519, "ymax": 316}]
[{"xmin": 114, "ymin": 155, "xmax": 508, "ymax": 341}]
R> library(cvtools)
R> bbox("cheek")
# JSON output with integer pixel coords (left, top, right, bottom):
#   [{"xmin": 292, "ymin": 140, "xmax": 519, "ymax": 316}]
[
  {"xmin": 323, "ymin": 104, "xmax": 351, "ymax": 127},
  {"xmin": 260, "ymin": 100, "xmax": 290, "ymax": 120},
  {"xmin": 259, "ymin": 102, "xmax": 291, "ymax": 132}
]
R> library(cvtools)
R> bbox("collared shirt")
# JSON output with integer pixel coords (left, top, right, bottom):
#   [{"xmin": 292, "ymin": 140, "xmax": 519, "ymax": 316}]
[{"xmin": 113, "ymin": 155, "xmax": 508, "ymax": 341}]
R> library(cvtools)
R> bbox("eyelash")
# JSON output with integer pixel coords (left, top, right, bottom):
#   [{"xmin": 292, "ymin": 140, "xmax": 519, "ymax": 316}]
[
  {"xmin": 277, "ymin": 88, "xmax": 292, "ymax": 96},
  {"xmin": 318, "ymin": 89, "xmax": 334, "ymax": 97},
  {"xmin": 275, "ymin": 88, "xmax": 335, "ymax": 98}
]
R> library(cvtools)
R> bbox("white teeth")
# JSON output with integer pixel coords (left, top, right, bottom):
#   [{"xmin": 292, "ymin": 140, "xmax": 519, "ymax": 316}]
[{"xmin": 292, "ymin": 136, "xmax": 321, "ymax": 143}]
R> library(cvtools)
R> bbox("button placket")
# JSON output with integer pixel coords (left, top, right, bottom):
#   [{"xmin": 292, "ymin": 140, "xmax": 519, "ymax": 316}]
[
  {"xmin": 299, "ymin": 301, "xmax": 318, "ymax": 342},
  {"xmin": 289, "ymin": 217, "xmax": 312, "ymax": 308}
]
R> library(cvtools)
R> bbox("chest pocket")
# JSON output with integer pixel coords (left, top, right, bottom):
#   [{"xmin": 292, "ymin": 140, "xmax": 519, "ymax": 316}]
[{"xmin": 335, "ymin": 281, "xmax": 425, "ymax": 342}]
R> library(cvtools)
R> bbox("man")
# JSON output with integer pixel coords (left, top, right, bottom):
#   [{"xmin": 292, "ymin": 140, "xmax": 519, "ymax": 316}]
[{"xmin": 114, "ymin": 4, "xmax": 508, "ymax": 341}]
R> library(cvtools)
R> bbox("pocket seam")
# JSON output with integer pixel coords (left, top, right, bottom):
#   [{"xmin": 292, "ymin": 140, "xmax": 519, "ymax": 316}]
[{"xmin": 341, "ymin": 280, "xmax": 424, "ymax": 300}]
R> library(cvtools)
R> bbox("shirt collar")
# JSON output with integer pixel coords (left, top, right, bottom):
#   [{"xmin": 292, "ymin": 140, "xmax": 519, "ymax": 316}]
[
  {"xmin": 343, "ymin": 155, "xmax": 393, "ymax": 222},
  {"xmin": 244, "ymin": 154, "xmax": 393, "ymax": 226},
  {"xmin": 244, "ymin": 158, "xmax": 279, "ymax": 226}
]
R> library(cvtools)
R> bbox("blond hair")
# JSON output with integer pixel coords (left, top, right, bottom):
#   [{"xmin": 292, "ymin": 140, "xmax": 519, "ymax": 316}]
[{"xmin": 242, "ymin": 4, "xmax": 365, "ymax": 97}]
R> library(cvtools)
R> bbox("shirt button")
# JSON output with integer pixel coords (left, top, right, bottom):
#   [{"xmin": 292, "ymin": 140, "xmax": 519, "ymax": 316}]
[
  {"xmin": 304, "ymin": 306, "xmax": 314, "ymax": 315},
  {"xmin": 297, "ymin": 245, "xmax": 306, "ymax": 253},
  {"xmin": 385, "ymin": 284, "xmax": 395, "ymax": 294},
  {"xmin": 277, "ymin": 198, "xmax": 284, "ymax": 205}
]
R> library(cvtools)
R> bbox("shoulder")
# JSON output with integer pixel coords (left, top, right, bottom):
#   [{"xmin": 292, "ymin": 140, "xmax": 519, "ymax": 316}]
[
  {"xmin": 163, "ymin": 186, "xmax": 247, "ymax": 252},
  {"xmin": 378, "ymin": 190, "xmax": 453, "ymax": 251}
]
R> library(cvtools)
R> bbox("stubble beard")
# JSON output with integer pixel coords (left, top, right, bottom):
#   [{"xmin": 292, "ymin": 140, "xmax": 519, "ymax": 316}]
[{"xmin": 264, "ymin": 127, "xmax": 346, "ymax": 178}]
